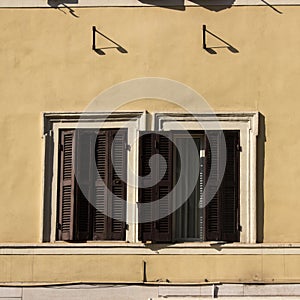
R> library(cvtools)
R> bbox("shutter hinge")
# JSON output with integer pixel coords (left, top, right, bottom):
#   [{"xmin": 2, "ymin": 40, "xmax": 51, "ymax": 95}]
[
  {"xmin": 43, "ymin": 129, "xmax": 53, "ymax": 137},
  {"xmin": 125, "ymin": 224, "xmax": 129, "ymax": 230},
  {"xmin": 57, "ymin": 223, "xmax": 62, "ymax": 231},
  {"xmin": 125, "ymin": 144, "xmax": 131, "ymax": 151},
  {"xmin": 238, "ymin": 224, "xmax": 242, "ymax": 231},
  {"xmin": 236, "ymin": 145, "xmax": 242, "ymax": 152},
  {"xmin": 59, "ymin": 144, "xmax": 63, "ymax": 151}
]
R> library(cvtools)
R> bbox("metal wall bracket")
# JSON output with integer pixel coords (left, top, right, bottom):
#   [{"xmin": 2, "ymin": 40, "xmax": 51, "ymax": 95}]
[
  {"xmin": 202, "ymin": 24, "xmax": 207, "ymax": 50},
  {"xmin": 92, "ymin": 25, "xmax": 96, "ymax": 51}
]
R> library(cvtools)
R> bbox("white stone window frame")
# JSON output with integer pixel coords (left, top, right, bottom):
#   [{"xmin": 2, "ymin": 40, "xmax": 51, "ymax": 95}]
[
  {"xmin": 42, "ymin": 111, "xmax": 258, "ymax": 244},
  {"xmin": 42, "ymin": 111, "xmax": 146, "ymax": 243},
  {"xmin": 153, "ymin": 112, "xmax": 259, "ymax": 244}
]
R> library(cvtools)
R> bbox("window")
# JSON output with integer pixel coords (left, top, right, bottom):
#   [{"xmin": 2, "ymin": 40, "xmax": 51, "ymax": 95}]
[
  {"xmin": 138, "ymin": 130, "xmax": 240, "ymax": 243},
  {"xmin": 43, "ymin": 111, "xmax": 258, "ymax": 244}
]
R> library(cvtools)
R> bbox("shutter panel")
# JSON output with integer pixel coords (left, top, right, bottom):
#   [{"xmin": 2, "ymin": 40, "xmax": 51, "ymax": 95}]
[
  {"xmin": 138, "ymin": 133, "xmax": 155, "ymax": 242},
  {"xmin": 94, "ymin": 131, "xmax": 109, "ymax": 240},
  {"xmin": 205, "ymin": 131, "xmax": 240, "ymax": 242},
  {"xmin": 75, "ymin": 130, "xmax": 93, "ymax": 241},
  {"xmin": 155, "ymin": 134, "xmax": 173, "ymax": 242},
  {"xmin": 58, "ymin": 130, "xmax": 75, "ymax": 241},
  {"xmin": 221, "ymin": 131, "xmax": 240, "ymax": 242},
  {"xmin": 205, "ymin": 131, "xmax": 222, "ymax": 241},
  {"xmin": 110, "ymin": 129, "xmax": 127, "ymax": 240},
  {"xmin": 139, "ymin": 132, "xmax": 173, "ymax": 243},
  {"xmin": 93, "ymin": 129, "xmax": 127, "ymax": 240}
]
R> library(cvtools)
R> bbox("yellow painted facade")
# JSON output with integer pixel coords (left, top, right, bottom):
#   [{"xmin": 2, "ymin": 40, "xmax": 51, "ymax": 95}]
[
  {"xmin": 0, "ymin": 5, "xmax": 300, "ymax": 284},
  {"xmin": 0, "ymin": 254, "xmax": 299, "ymax": 283}
]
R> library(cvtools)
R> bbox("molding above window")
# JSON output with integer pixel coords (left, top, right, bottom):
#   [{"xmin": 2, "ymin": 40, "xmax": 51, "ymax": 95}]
[
  {"xmin": 43, "ymin": 111, "xmax": 147, "ymax": 135},
  {"xmin": 154, "ymin": 112, "xmax": 259, "ymax": 134},
  {"xmin": 0, "ymin": 0, "xmax": 299, "ymax": 8}
]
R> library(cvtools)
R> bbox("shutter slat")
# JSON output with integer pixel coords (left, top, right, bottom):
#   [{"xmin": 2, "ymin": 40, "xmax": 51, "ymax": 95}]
[{"xmin": 93, "ymin": 182, "xmax": 106, "ymax": 240}]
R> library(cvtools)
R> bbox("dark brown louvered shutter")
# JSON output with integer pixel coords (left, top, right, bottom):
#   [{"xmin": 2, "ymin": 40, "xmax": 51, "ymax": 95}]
[
  {"xmin": 205, "ymin": 131, "xmax": 240, "ymax": 242},
  {"xmin": 110, "ymin": 130, "xmax": 127, "ymax": 240},
  {"xmin": 155, "ymin": 134, "xmax": 173, "ymax": 242},
  {"xmin": 138, "ymin": 133, "xmax": 155, "ymax": 242},
  {"xmin": 93, "ymin": 129, "xmax": 127, "ymax": 240},
  {"xmin": 93, "ymin": 130, "xmax": 108, "ymax": 240},
  {"xmin": 139, "ymin": 132, "xmax": 173, "ymax": 243},
  {"xmin": 205, "ymin": 131, "xmax": 222, "ymax": 241},
  {"xmin": 58, "ymin": 130, "xmax": 75, "ymax": 241},
  {"xmin": 75, "ymin": 130, "xmax": 93, "ymax": 241},
  {"xmin": 221, "ymin": 131, "xmax": 240, "ymax": 242}
]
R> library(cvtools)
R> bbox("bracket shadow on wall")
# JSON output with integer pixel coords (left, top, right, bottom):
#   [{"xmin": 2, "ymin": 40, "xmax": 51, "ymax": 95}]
[
  {"xmin": 202, "ymin": 25, "xmax": 239, "ymax": 54},
  {"xmin": 189, "ymin": 0, "xmax": 235, "ymax": 11},
  {"xmin": 137, "ymin": 0, "xmax": 235, "ymax": 11},
  {"xmin": 92, "ymin": 26, "xmax": 128, "ymax": 55},
  {"xmin": 48, "ymin": 0, "xmax": 79, "ymax": 17}
]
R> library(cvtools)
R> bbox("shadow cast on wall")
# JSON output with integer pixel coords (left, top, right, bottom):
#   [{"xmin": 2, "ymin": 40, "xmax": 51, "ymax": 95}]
[
  {"xmin": 203, "ymin": 25, "xmax": 239, "ymax": 54},
  {"xmin": 47, "ymin": 0, "xmax": 238, "ymax": 13},
  {"xmin": 190, "ymin": 0, "xmax": 236, "ymax": 11},
  {"xmin": 138, "ymin": 0, "xmax": 235, "ymax": 11},
  {"xmin": 92, "ymin": 27, "xmax": 128, "ymax": 56},
  {"xmin": 48, "ymin": 0, "xmax": 79, "ymax": 17}
]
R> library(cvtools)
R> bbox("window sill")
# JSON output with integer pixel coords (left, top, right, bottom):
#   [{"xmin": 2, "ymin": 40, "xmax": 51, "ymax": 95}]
[{"xmin": 0, "ymin": 243, "xmax": 300, "ymax": 255}]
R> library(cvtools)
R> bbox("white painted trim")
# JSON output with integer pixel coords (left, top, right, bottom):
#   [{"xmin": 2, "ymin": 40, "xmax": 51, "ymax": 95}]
[
  {"xmin": 154, "ymin": 112, "xmax": 259, "ymax": 244},
  {"xmin": 0, "ymin": 243, "xmax": 300, "ymax": 255},
  {"xmin": 0, "ymin": 0, "xmax": 299, "ymax": 8},
  {"xmin": 40, "ymin": 112, "xmax": 46, "ymax": 244}
]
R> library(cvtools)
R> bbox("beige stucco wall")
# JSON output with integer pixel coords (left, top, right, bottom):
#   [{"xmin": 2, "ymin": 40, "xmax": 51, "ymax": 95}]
[
  {"xmin": 0, "ymin": 5, "xmax": 300, "ymax": 283},
  {"xmin": 0, "ymin": 254, "xmax": 299, "ymax": 283}
]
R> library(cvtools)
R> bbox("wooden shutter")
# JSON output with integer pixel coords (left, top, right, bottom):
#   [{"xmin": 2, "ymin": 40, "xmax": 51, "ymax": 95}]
[
  {"xmin": 58, "ymin": 130, "xmax": 75, "ymax": 241},
  {"xmin": 93, "ymin": 129, "xmax": 127, "ymax": 240},
  {"xmin": 205, "ymin": 130, "xmax": 240, "ymax": 242},
  {"xmin": 93, "ymin": 130, "xmax": 108, "ymax": 240},
  {"xmin": 138, "ymin": 133, "xmax": 155, "ymax": 242},
  {"xmin": 139, "ymin": 132, "xmax": 173, "ymax": 243},
  {"xmin": 75, "ymin": 130, "xmax": 93, "ymax": 241},
  {"xmin": 155, "ymin": 134, "xmax": 173, "ymax": 242},
  {"xmin": 110, "ymin": 129, "xmax": 127, "ymax": 240},
  {"xmin": 205, "ymin": 131, "xmax": 222, "ymax": 241},
  {"xmin": 221, "ymin": 131, "xmax": 240, "ymax": 242}
]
